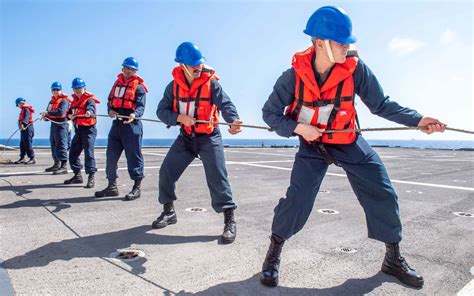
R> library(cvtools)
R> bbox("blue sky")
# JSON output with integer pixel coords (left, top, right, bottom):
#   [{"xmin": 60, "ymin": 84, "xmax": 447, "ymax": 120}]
[{"xmin": 1, "ymin": 0, "xmax": 472, "ymax": 141}]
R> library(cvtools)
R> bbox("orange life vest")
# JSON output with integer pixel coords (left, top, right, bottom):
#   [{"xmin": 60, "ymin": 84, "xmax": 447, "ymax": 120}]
[
  {"xmin": 46, "ymin": 94, "xmax": 71, "ymax": 119},
  {"xmin": 287, "ymin": 46, "xmax": 358, "ymax": 144},
  {"xmin": 171, "ymin": 66, "xmax": 219, "ymax": 135},
  {"xmin": 71, "ymin": 92, "xmax": 100, "ymax": 126},
  {"xmin": 19, "ymin": 104, "xmax": 34, "ymax": 124},
  {"xmin": 108, "ymin": 73, "xmax": 148, "ymax": 110}
]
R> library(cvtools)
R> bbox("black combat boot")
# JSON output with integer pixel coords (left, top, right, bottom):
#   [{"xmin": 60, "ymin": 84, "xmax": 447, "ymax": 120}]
[
  {"xmin": 151, "ymin": 202, "xmax": 177, "ymax": 229},
  {"xmin": 85, "ymin": 173, "xmax": 95, "ymax": 188},
  {"xmin": 94, "ymin": 179, "xmax": 119, "ymax": 198},
  {"xmin": 25, "ymin": 157, "xmax": 36, "ymax": 165},
  {"xmin": 221, "ymin": 208, "xmax": 237, "ymax": 244},
  {"xmin": 124, "ymin": 179, "xmax": 142, "ymax": 201},
  {"xmin": 260, "ymin": 234, "xmax": 285, "ymax": 287},
  {"xmin": 64, "ymin": 172, "xmax": 83, "ymax": 184},
  {"xmin": 381, "ymin": 243, "xmax": 424, "ymax": 288},
  {"xmin": 45, "ymin": 160, "xmax": 60, "ymax": 172},
  {"xmin": 14, "ymin": 157, "xmax": 26, "ymax": 164},
  {"xmin": 53, "ymin": 160, "xmax": 68, "ymax": 175}
]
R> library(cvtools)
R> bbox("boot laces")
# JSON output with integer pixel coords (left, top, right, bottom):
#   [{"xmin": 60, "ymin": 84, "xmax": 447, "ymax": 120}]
[
  {"xmin": 267, "ymin": 249, "xmax": 280, "ymax": 267},
  {"xmin": 397, "ymin": 256, "xmax": 413, "ymax": 272},
  {"xmin": 266, "ymin": 240, "xmax": 283, "ymax": 267},
  {"xmin": 224, "ymin": 209, "xmax": 234, "ymax": 222},
  {"xmin": 158, "ymin": 210, "xmax": 173, "ymax": 221}
]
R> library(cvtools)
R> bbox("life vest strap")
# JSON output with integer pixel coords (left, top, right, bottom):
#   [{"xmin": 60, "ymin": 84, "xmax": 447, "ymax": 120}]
[
  {"xmin": 311, "ymin": 141, "xmax": 341, "ymax": 167},
  {"xmin": 300, "ymin": 96, "xmax": 352, "ymax": 107},
  {"xmin": 177, "ymin": 97, "xmax": 210, "ymax": 103},
  {"xmin": 291, "ymin": 77, "xmax": 305, "ymax": 120},
  {"xmin": 190, "ymin": 84, "xmax": 204, "ymax": 135},
  {"xmin": 180, "ymin": 129, "xmax": 200, "ymax": 159},
  {"xmin": 325, "ymin": 80, "xmax": 345, "ymax": 139}
]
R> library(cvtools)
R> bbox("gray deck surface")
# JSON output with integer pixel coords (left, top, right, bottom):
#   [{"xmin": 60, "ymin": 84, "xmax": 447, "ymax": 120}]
[{"xmin": 0, "ymin": 147, "xmax": 473, "ymax": 295}]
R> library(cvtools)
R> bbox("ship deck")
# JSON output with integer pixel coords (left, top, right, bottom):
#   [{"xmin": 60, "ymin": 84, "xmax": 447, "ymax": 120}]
[{"xmin": 0, "ymin": 147, "xmax": 473, "ymax": 295}]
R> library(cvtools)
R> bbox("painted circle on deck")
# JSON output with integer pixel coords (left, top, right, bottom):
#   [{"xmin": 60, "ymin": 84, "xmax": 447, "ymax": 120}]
[
  {"xmin": 317, "ymin": 209, "xmax": 339, "ymax": 215},
  {"xmin": 453, "ymin": 212, "xmax": 474, "ymax": 218},
  {"xmin": 185, "ymin": 207, "xmax": 207, "ymax": 213}
]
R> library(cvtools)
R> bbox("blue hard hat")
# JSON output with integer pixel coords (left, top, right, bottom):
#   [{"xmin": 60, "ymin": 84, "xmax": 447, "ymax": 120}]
[
  {"xmin": 51, "ymin": 81, "xmax": 62, "ymax": 90},
  {"xmin": 175, "ymin": 42, "xmax": 205, "ymax": 66},
  {"xmin": 304, "ymin": 6, "xmax": 357, "ymax": 44},
  {"xmin": 71, "ymin": 77, "xmax": 86, "ymax": 89},
  {"xmin": 15, "ymin": 97, "xmax": 26, "ymax": 106},
  {"xmin": 122, "ymin": 57, "xmax": 139, "ymax": 70}
]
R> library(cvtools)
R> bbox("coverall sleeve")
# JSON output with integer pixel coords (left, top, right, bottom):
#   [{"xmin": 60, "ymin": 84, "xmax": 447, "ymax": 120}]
[
  {"xmin": 86, "ymin": 99, "xmax": 96, "ymax": 115},
  {"xmin": 157, "ymin": 81, "xmax": 179, "ymax": 126},
  {"xmin": 262, "ymin": 68, "xmax": 299, "ymax": 138},
  {"xmin": 133, "ymin": 85, "xmax": 146, "ymax": 118}
]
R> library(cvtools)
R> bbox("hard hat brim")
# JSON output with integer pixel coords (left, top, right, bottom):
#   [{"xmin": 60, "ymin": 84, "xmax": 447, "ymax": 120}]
[
  {"xmin": 178, "ymin": 57, "xmax": 206, "ymax": 67},
  {"xmin": 122, "ymin": 64, "xmax": 138, "ymax": 70},
  {"xmin": 304, "ymin": 29, "xmax": 357, "ymax": 44}
]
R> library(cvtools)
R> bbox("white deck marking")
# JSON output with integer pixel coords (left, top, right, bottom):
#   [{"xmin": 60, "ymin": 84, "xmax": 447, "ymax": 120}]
[
  {"xmin": 227, "ymin": 160, "xmax": 293, "ymax": 164},
  {"xmin": 230, "ymin": 163, "xmax": 474, "ymax": 192},
  {"xmin": 143, "ymin": 152, "xmax": 168, "ymax": 157},
  {"xmin": 2, "ymin": 151, "xmax": 108, "ymax": 155},
  {"xmin": 225, "ymin": 150, "xmax": 295, "ymax": 157},
  {"xmin": 1, "ymin": 160, "xmax": 473, "ymax": 192},
  {"xmin": 457, "ymin": 279, "xmax": 474, "ymax": 296}
]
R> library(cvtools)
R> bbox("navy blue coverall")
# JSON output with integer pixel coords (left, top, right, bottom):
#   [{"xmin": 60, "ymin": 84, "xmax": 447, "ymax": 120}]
[
  {"xmin": 69, "ymin": 99, "xmax": 97, "ymax": 174},
  {"xmin": 105, "ymin": 85, "xmax": 146, "ymax": 181},
  {"xmin": 262, "ymin": 58, "xmax": 423, "ymax": 243},
  {"xmin": 19, "ymin": 108, "xmax": 35, "ymax": 159},
  {"xmin": 157, "ymin": 79, "xmax": 239, "ymax": 213},
  {"xmin": 47, "ymin": 99, "xmax": 70, "ymax": 161}
]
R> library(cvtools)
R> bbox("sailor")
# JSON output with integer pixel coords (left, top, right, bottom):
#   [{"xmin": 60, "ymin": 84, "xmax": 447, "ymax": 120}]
[
  {"xmin": 64, "ymin": 78, "xmax": 100, "ymax": 189},
  {"xmin": 95, "ymin": 57, "xmax": 147, "ymax": 200},
  {"xmin": 14, "ymin": 98, "xmax": 36, "ymax": 164},
  {"xmin": 260, "ymin": 6, "xmax": 446, "ymax": 288},
  {"xmin": 41, "ymin": 82, "xmax": 72, "ymax": 175},
  {"xmin": 152, "ymin": 42, "xmax": 242, "ymax": 244}
]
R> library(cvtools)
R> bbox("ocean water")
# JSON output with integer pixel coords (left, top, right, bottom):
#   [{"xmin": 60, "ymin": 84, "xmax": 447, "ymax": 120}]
[{"xmin": 1, "ymin": 138, "xmax": 473, "ymax": 150}]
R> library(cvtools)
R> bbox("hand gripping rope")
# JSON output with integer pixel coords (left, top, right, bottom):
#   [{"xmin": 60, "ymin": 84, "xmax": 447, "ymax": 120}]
[{"xmin": 2, "ymin": 114, "xmax": 473, "ymax": 164}]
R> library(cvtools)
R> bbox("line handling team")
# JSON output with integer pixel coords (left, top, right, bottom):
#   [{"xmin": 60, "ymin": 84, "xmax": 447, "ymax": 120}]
[{"xmin": 10, "ymin": 6, "xmax": 448, "ymax": 289}]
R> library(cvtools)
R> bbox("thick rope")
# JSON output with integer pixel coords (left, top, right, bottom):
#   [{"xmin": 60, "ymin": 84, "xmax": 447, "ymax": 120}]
[
  {"xmin": 41, "ymin": 117, "xmax": 70, "ymax": 125},
  {"xmin": 93, "ymin": 114, "xmax": 473, "ymax": 135},
  {"xmin": 3, "ymin": 113, "xmax": 472, "ymax": 161}
]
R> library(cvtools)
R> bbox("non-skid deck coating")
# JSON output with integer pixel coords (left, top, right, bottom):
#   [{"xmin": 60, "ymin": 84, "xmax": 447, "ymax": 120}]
[{"xmin": 0, "ymin": 147, "xmax": 473, "ymax": 296}]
